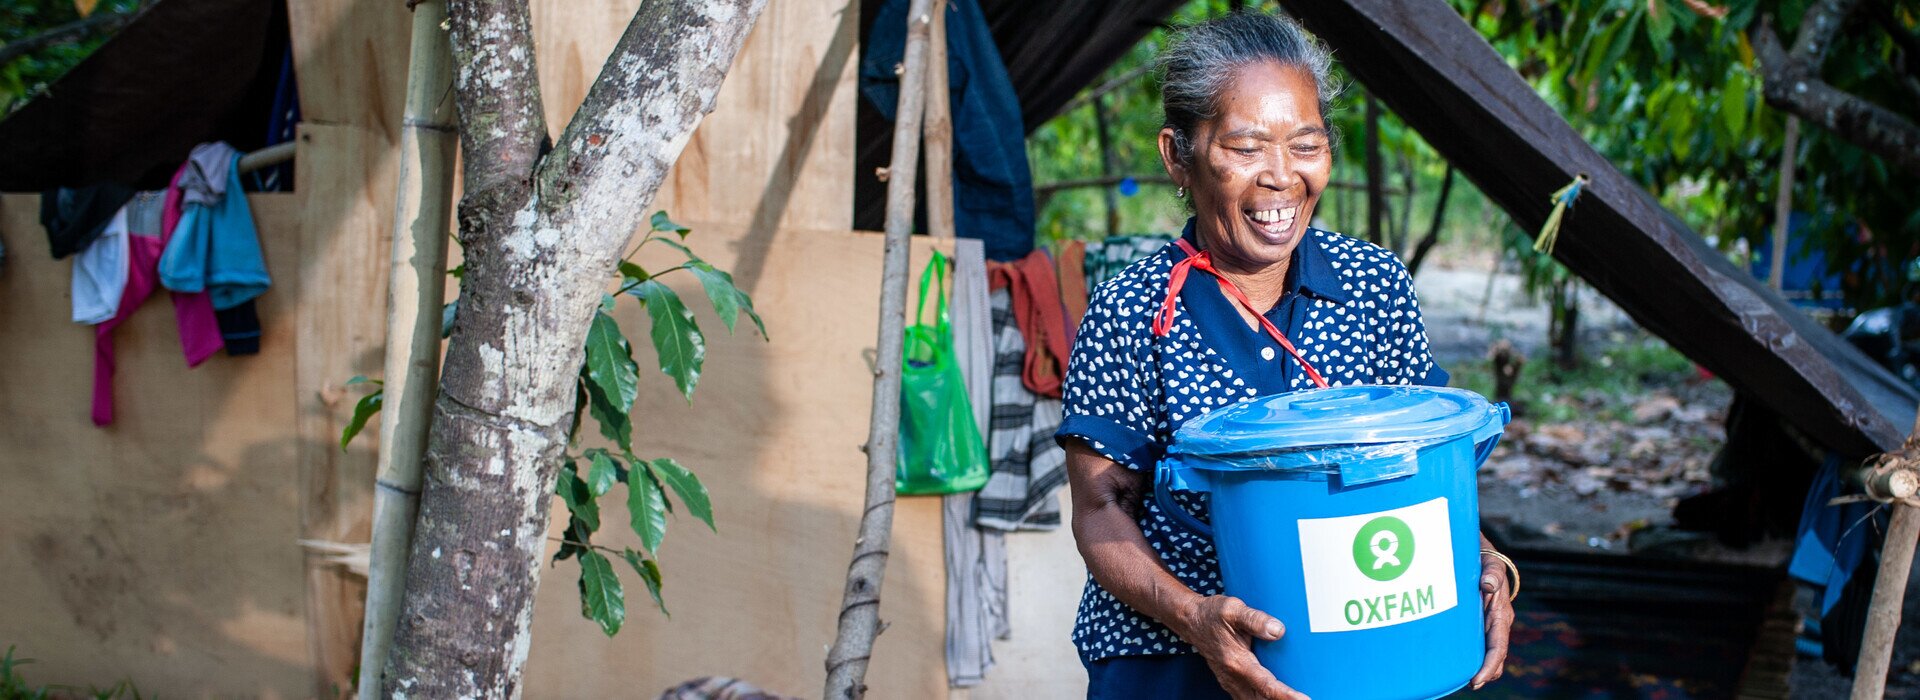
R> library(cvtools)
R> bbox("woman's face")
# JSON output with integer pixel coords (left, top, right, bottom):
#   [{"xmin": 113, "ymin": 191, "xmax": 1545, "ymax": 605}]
[{"xmin": 1160, "ymin": 61, "xmax": 1333, "ymax": 275}]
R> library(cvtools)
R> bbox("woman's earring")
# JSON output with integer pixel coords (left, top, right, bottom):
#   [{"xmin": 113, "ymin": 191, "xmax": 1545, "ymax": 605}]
[{"xmin": 1176, "ymin": 186, "xmax": 1186, "ymax": 199}]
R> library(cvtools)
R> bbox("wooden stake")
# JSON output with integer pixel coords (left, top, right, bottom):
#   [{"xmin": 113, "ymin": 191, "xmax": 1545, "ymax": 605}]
[
  {"xmin": 824, "ymin": 0, "xmax": 937, "ymax": 697},
  {"xmin": 357, "ymin": 2, "xmax": 456, "ymax": 696},
  {"xmin": 923, "ymin": 0, "xmax": 954, "ymax": 241},
  {"xmin": 1853, "ymin": 496, "xmax": 1920, "ymax": 699},
  {"xmin": 1771, "ymin": 116, "xmax": 1799, "ymax": 292}
]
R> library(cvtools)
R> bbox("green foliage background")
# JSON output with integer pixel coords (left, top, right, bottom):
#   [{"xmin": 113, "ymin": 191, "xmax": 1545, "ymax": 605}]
[{"xmin": 0, "ymin": 0, "xmax": 143, "ymax": 115}]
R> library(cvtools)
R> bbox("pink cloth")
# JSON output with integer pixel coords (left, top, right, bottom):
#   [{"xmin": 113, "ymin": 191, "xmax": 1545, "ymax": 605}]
[{"xmin": 91, "ymin": 166, "xmax": 224, "ymax": 426}]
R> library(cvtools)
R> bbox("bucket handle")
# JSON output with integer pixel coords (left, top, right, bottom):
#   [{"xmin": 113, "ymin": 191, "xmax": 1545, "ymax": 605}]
[
  {"xmin": 1471, "ymin": 403, "xmax": 1512, "ymax": 470},
  {"xmin": 1153, "ymin": 456, "xmax": 1214, "ymax": 538}
]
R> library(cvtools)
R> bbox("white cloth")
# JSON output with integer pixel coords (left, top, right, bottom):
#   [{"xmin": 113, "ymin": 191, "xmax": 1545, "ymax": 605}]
[
  {"xmin": 944, "ymin": 238, "xmax": 1009, "ymax": 687},
  {"xmin": 70, "ymin": 206, "xmax": 130, "ymax": 324}
]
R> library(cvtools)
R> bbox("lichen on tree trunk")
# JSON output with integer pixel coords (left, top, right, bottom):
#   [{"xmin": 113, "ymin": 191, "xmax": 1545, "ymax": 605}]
[{"xmin": 380, "ymin": 1, "xmax": 768, "ymax": 697}]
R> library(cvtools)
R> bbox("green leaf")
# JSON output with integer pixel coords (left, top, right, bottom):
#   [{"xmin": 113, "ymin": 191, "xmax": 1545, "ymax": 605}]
[
  {"xmin": 622, "ymin": 548, "xmax": 670, "ymax": 616},
  {"xmin": 1719, "ymin": 70, "xmax": 1749, "ymax": 139},
  {"xmin": 339, "ymin": 388, "xmax": 383, "ymax": 450},
  {"xmin": 688, "ymin": 262, "xmax": 768, "ymax": 339},
  {"xmin": 345, "ymin": 375, "xmax": 382, "ymax": 387},
  {"xmin": 627, "ymin": 462, "xmax": 669, "ymax": 554},
  {"xmin": 648, "ymin": 458, "xmax": 715, "ymax": 532},
  {"xmin": 447, "ymin": 263, "xmax": 465, "ymax": 280},
  {"xmin": 553, "ymin": 517, "xmax": 591, "ymax": 563},
  {"xmin": 581, "ymin": 370, "xmax": 634, "ymax": 454},
  {"xmin": 441, "ymin": 299, "xmax": 459, "ymax": 339},
  {"xmin": 631, "ymin": 280, "xmax": 707, "ymax": 401},
  {"xmin": 586, "ymin": 449, "xmax": 620, "ymax": 497},
  {"xmin": 576, "ymin": 550, "xmax": 625, "ymax": 636},
  {"xmin": 650, "ymin": 211, "xmax": 690, "ymax": 238},
  {"xmin": 619, "ymin": 261, "xmax": 650, "ymax": 286},
  {"xmin": 556, "ymin": 461, "xmax": 601, "ymax": 531},
  {"xmin": 1645, "ymin": 1, "xmax": 1674, "ymax": 56},
  {"xmin": 582, "ymin": 311, "xmax": 641, "ymax": 425},
  {"xmin": 652, "ymin": 237, "xmax": 701, "ymax": 263}
]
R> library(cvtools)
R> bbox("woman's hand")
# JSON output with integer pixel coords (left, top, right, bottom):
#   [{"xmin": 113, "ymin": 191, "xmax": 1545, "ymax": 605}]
[
  {"xmin": 1472, "ymin": 548, "xmax": 1516, "ymax": 690},
  {"xmin": 1171, "ymin": 594, "xmax": 1310, "ymax": 700}
]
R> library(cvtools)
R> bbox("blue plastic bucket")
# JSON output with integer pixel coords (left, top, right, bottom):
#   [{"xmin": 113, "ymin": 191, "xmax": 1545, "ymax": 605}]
[{"xmin": 1156, "ymin": 385, "xmax": 1509, "ymax": 700}]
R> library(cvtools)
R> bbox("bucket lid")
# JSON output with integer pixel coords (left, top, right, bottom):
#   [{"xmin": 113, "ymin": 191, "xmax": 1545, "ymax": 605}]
[{"xmin": 1171, "ymin": 385, "xmax": 1501, "ymax": 461}]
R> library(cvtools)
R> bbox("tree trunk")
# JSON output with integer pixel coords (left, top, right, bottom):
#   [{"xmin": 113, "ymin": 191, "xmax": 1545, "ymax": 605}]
[
  {"xmin": 381, "ymin": 1, "xmax": 767, "ymax": 697},
  {"xmin": 1365, "ymin": 93, "xmax": 1385, "ymax": 246},
  {"xmin": 1404, "ymin": 164, "xmax": 1453, "ymax": 277}
]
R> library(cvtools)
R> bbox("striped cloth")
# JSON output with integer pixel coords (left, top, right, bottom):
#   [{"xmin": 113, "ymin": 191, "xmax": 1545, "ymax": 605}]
[
  {"xmin": 1082, "ymin": 233, "xmax": 1176, "ymax": 291},
  {"xmin": 972, "ymin": 288, "xmax": 1067, "ymax": 532}
]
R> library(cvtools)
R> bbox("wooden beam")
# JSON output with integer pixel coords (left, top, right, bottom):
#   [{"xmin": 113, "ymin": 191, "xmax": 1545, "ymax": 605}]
[
  {"xmin": 924, "ymin": 0, "xmax": 955, "ymax": 241},
  {"xmin": 1281, "ymin": 0, "xmax": 1917, "ymax": 457}
]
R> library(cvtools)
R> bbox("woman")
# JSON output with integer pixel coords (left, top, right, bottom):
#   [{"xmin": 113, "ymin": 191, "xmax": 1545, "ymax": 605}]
[{"xmin": 1056, "ymin": 12, "xmax": 1516, "ymax": 699}]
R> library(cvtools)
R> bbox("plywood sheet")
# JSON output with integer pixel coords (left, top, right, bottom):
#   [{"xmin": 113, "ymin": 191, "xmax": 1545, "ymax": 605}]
[
  {"xmin": 286, "ymin": 0, "xmax": 411, "ymax": 142},
  {"xmin": 520, "ymin": 224, "xmax": 952, "ymax": 698},
  {"xmin": 529, "ymin": 0, "xmax": 858, "ymax": 233},
  {"xmin": 0, "ymin": 194, "xmax": 311, "ymax": 698},
  {"xmin": 292, "ymin": 122, "xmax": 397, "ymax": 697}
]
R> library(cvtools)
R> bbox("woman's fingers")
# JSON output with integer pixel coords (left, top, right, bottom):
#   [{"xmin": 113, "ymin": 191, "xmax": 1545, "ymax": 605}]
[
  {"xmin": 1472, "ymin": 589, "xmax": 1515, "ymax": 689},
  {"xmin": 1221, "ymin": 596, "xmax": 1285, "ymax": 641},
  {"xmin": 1214, "ymin": 646, "xmax": 1309, "ymax": 700}
]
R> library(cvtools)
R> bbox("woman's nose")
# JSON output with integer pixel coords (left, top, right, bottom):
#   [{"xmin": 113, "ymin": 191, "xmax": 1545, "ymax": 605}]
[{"xmin": 1257, "ymin": 151, "xmax": 1299, "ymax": 191}]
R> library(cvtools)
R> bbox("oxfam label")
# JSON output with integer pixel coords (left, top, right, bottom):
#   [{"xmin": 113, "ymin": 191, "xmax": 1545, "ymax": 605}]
[
  {"xmin": 1352, "ymin": 516, "xmax": 1415, "ymax": 581},
  {"xmin": 1296, "ymin": 498, "xmax": 1458, "ymax": 633}
]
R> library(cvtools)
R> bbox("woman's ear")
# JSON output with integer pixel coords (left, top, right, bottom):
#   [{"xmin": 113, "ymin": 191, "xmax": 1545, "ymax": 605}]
[{"xmin": 1157, "ymin": 126, "xmax": 1188, "ymax": 189}]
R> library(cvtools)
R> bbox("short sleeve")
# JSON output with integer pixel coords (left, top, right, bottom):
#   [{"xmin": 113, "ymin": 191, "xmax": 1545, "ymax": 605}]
[
  {"xmin": 1055, "ymin": 282, "xmax": 1160, "ymax": 470},
  {"xmin": 1384, "ymin": 260, "xmax": 1450, "ymax": 387}
]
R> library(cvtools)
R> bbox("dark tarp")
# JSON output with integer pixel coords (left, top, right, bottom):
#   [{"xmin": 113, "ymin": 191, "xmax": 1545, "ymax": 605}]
[
  {"xmin": 1281, "ymin": 0, "xmax": 1918, "ymax": 458},
  {"xmin": 854, "ymin": 0, "xmax": 1186, "ymax": 232},
  {"xmin": 0, "ymin": 0, "xmax": 287, "ymax": 191}
]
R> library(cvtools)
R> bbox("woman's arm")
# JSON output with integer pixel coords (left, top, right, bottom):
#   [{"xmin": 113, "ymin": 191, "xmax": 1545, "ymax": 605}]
[{"xmin": 1065, "ymin": 440, "xmax": 1308, "ymax": 700}]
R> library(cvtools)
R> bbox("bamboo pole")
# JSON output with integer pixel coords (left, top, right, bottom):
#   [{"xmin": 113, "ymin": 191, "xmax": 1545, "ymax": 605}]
[
  {"xmin": 824, "ymin": 0, "xmax": 937, "ymax": 697},
  {"xmin": 356, "ymin": 2, "xmax": 457, "ymax": 696}
]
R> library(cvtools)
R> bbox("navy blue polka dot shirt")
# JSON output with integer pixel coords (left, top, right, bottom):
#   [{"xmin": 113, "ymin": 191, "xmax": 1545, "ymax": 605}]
[{"xmin": 1055, "ymin": 219, "xmax": 1449, "ymax": 662}]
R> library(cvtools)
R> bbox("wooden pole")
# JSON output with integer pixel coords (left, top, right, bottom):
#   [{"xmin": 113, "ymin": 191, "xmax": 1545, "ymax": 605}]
[
  {"xmin": 1094, "ymin": 93, "xmax": 1118, "ymax": 237},
  {"xmin": 1853, "ymin": 424, "xmax": 1920, "ymax": 699},
  {"xmin": 824, "ymin": 0, "xmax": 936, "ymax": 697},
  {"xmin": 1771, "ymin": 116, "xmax": 1800, "ymax": 292},
  {"xmin": 357, "ymin": 2, "xmax": 456, "ymax": 696},
  {"xmin": 924, "ymin": 0, "xmax": 954, "ymax": 241}
]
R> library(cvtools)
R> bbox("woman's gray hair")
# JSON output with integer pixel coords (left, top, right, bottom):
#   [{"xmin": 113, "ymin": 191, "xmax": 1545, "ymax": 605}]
[{"xmin": 1158, "ymin": 12, "xmax": 1342, "ymax": 166}]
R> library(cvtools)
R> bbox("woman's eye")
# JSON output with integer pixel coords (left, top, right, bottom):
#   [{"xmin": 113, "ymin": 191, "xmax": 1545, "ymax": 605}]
[
  {"xmin": 1292, "ymin": 144, "xmax": 1326, "ymax": 156},
  {"xmin": 1232, "ymin": 146, "xmax": 1261, "ymax": 156}
]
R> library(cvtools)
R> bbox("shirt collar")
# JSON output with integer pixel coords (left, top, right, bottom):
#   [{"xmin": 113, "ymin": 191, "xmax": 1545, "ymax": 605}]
[{"xmin": 1176, "ymin": 218, "xmax": 1352, "ymax": 305}]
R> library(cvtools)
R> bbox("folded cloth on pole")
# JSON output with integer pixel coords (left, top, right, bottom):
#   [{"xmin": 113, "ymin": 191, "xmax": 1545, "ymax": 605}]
[{"xmin": 159, "ymin": 145, "xmax": 270, "ymax": 310}]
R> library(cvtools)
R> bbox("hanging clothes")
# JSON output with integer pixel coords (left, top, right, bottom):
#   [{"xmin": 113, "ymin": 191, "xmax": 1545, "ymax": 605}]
[
  {"xmin": 861, "ymin": 0, "xmax": 1036, "ymax": 262},
  {"xmin": 1055, "ymin": 239, "xmax": 1089, "ymax": 328},
  {"xmin": 1083, "ymin": 233, "xmax": 1176, "ymax": 291},
  {"xmin": 71, "ymin": 207, "xmax": 131, "ymax": 324},
  {"xmin": 92, "ymin": 174, "xmax": 225, "ymax": 426},
  {"xmin": 973, "ymin": 287, "xmax": 1067, "ymax": 531},
  {"xmin": 160, "ymin": 143, "xmax": 270, "ymax": 354},
  {"xmin": 943, "ymin": 238, "xmax": 1009, "ymax": 687},
  {"xmin": 40, "ymin": 182, "xmax": 137, "ymax": 259},
  {"xmin": 985, "ymin": 249, "xmax": 1071, "ymax": 398}
]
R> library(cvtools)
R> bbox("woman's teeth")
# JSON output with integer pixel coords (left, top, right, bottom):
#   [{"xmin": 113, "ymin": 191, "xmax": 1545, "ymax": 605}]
[{"xmin": 1249, "ymin": 207, "xmax": 1297, "ymax": 225}]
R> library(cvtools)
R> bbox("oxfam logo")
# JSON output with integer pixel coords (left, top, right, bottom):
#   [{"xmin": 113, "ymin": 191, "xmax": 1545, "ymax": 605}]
[{"xmin": 1352, "ymin": 516, "xmax": 1415, "ymax": 581}]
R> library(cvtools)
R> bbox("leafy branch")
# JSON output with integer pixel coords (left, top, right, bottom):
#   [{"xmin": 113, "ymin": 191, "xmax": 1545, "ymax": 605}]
[{"xmin": 342, "ymin": 212, "xmax": 763, "ymax": 636}]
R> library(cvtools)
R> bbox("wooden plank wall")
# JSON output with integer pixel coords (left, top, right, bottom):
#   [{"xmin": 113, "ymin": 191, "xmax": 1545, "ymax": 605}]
[{"xmin": 285, "ymin": 1, "xmax": 411, "ymax": 695}]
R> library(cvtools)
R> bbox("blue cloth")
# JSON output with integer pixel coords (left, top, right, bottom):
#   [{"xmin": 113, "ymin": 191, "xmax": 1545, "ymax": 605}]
[
  {"xmin": 1789, "ymin": 454, "xmax": 1882, "ymax": 617},
  {"xmin": 861, "ymin": 0, "xmax": 1035, "ymax": 262},
  {"xmin": 160, "ymin": 152, "xmax": 270, "ymax": 310},
  {"xmin": 1084, "ymin": 653, "xmax": 1230, "ymax": 699},
  {"xmin": 1054, "ymin": 219, "xmax": 1447, "ymax": 662}
]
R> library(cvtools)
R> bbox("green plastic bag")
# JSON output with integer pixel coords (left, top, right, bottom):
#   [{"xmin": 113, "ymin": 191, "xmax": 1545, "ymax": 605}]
[{"xmin": 896, "ymin": 250, "xmax": 990, "ymax": 495}]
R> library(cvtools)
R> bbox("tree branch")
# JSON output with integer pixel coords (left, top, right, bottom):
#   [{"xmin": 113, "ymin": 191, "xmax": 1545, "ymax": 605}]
[
  {"xmin": 534, "ymin": 1, "xmax": 766, "ymax": 230},
  {"xmin": 1752, "ymin": 10, "xmax": 1920, "ymax": 177},
  {"xmin": 0, "ymin": 10, "xmax": 137, "ymax": 66},
  {"xmin": 446, "ymin": 0, "xmax": 548, "ymax": 234}
]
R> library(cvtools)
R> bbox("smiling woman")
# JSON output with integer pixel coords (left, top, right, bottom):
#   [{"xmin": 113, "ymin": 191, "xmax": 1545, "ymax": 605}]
[{"xmin": 1053, "ymin": 12, "xmax": 1517, "ymax": 699}]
